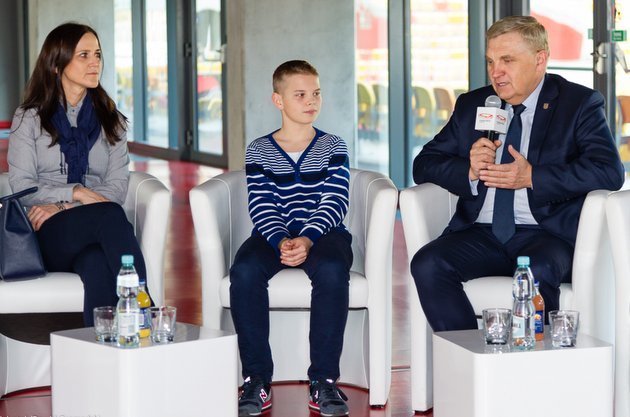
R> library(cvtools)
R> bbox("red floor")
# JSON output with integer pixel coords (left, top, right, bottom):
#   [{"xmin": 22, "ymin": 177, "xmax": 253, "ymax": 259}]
[{"xmin": 0, "ymin": 154, "xmax": 430, "ymax": 417}]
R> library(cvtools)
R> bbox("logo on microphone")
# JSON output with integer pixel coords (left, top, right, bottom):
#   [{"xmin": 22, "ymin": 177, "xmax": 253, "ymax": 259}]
[{"xmin": 475, "ymin": 107, "xmax": 508, "ymax": 134}]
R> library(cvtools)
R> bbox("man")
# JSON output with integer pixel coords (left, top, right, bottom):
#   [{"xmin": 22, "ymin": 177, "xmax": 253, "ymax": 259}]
[{"xmin": 411, "ymin": 15, "xmax": 624, "ymax": 331}]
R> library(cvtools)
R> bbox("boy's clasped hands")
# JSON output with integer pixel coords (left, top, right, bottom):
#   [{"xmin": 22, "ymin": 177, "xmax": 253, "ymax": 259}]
[{"xmin": 279, "ymin": 236, "xmax": 313, "ymax": 266}]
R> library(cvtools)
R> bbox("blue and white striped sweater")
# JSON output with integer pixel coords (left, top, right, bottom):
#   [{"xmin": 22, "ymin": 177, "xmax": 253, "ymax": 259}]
[{"xmin": 245, "ymin": 128, "xmax": 350, "ymax": 251}]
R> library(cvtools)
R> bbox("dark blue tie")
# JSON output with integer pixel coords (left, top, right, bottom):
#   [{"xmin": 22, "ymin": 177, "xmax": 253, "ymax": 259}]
[{"xmin": 492, "ymin": 104, "xmax": 525, "ymax": 243}]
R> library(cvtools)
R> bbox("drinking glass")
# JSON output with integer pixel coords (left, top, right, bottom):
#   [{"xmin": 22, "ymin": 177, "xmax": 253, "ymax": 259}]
[
  {"xmin": 150, "ymin": 306, "xmax": 177, "ymax": 343},
  {"xmin": 93, "ymin": 306, "xmax": 116, "ymax": 343},
  {"xmin": 549, "ymin": 310, "xmax": 579, "ymax": 347},
  {"xmin": 482, "ymin": 308, "xmax": 512, "ymax": 345}
]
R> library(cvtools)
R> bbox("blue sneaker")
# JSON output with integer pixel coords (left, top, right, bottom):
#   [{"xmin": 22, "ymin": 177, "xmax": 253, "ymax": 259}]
[
  {"xmin": 308, "ymin": 379, "xmax": 349, "ymax": 416},
  {"xmin": 238, "ymin": 376, "xmax": 272, "ymax": 416}
]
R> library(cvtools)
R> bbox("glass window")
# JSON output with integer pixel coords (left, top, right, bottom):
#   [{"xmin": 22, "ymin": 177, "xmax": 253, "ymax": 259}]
[
  {"xmin": 196, "ymin": 0, "xmax": 223, "ymax": 155},
  {"xmin": 614, "ymin": 1, "xmax": 630, "ymax": 169},
  {"xmin": 530, "ymin": 1, "xmax": 593, "ymax": 88},
  {"xmin": 114, "ymin": 0, "xmax": 134, "ymax": 140},
  {"xmin": 408, "ymin": 0, "xmax": 469, "ymax": 183},
  {"xmin": 113, "ymin": 0, "xmax": 225, "ymax": 159},
  {"xmin": 355, "ymin": 0, "xmax": 389, "ymax": 175},
  {"xmin": 145, "ymin": 0, "xmax": 169, "ymax": 148}
]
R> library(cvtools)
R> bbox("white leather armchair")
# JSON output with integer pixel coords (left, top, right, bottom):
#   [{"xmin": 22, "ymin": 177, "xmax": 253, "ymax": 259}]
[
  {"xmin": 190, "ymin": 168, "xmax": 398, "ymax": 406},
  {"xmin": 400, "ymin": 183, "xmax": 615, "ymax": 412},
  {"xmin": 605, "ymin": 189, "xmax": 630, "ymax": 417},
  {"xmin": 0, "ymin": 171, "xmax": 170, "ymax": 396}
]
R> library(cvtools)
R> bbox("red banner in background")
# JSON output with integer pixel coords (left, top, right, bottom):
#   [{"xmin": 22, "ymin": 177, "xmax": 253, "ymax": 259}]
[{"xmin": 532, "ymin": 12, "xmax": 583, "ymax": 61}]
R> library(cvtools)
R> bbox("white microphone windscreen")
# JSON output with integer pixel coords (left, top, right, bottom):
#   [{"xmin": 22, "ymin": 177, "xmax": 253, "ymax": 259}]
[{"xmin": 485, "ymin": 95, "xmax": 502, "ymax": 108}]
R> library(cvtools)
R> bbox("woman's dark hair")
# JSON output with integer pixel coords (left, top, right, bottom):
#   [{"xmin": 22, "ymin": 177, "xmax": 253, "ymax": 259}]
[{"xmin": 21, "ymin": 22, "xmax": 127, "ymax": 146}]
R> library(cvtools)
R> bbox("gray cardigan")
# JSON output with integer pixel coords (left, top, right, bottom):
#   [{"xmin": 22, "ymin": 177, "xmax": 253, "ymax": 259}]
[{"xmin": 7, "ymin": 99, "xmax": 130, "ymax": 207}]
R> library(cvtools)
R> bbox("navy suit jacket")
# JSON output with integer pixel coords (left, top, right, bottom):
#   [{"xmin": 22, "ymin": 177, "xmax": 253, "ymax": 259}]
[{"xmin": 413, "ymin": 73, "xmax": 625, "ymax": 245}]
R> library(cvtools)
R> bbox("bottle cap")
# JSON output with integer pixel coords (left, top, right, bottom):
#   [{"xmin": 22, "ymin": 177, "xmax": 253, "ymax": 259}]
[
  {"xmin": 121, "ymin": 254, "xmax": 134, "ymax": 265},
  {"xmin": 517, "ymin": 255, "xmax": 530, "ymax": 266}
]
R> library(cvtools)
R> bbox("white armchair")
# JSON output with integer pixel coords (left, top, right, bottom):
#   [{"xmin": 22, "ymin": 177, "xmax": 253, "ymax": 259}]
[
  {"xmin": 605, "ymin": 189, "xmax": 630, "ymax": 417},
  {"xmin": 399, "ymin": 183, "xmax": 615, "ymax": 412},
  {"xmin": 190, "ymin": 168, "xmax": 398, "ymax": 406},
  {"xmin": 0, "ymin": 171, "xmax": 170, "ymax": 396}
]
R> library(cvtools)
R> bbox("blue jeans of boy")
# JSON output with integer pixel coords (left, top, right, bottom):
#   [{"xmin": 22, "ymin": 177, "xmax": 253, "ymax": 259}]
[{"xmin": 229, "ymin": 228, "xmax": 353, "ymax": 383}]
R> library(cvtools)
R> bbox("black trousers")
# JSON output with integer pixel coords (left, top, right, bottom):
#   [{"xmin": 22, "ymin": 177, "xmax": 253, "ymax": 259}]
[
  {"xmin": 36, "ymin": 202, "xmax": 147, "ymax": 326},
  {"xmin": 410, "ymin": 224, "xmax": 574, "ymax": 331}
]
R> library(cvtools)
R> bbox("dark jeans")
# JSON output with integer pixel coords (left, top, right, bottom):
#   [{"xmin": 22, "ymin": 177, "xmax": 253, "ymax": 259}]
[
  {"xmin": 410, "ymin": 224, "xmax": 573, "ymax": 331},
  {"xmin": 37, "ymin": 202, "xmax": 147, "ymax": 326},
  {"xmin": 229, "ymin": 229, "xmax": 353, "ymax": 383}
]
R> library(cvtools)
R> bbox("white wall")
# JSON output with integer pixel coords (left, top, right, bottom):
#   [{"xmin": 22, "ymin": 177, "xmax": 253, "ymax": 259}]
[
  {"xmin": 227, "ymin": 0, "xmax": 356, "ymax": 169},
  {"xmin": 27, "ymin": 0, "xmax": 116, "ymax": 98}
]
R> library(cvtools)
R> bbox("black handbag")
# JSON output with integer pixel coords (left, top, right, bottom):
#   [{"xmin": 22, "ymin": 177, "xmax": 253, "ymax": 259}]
[{"xmin": 0, "ymin": 187, "xmax": 46, "ymax": 280}]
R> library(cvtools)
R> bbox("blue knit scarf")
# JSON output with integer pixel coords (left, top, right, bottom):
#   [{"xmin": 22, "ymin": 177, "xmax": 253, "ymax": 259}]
[{"xmin": 51, "ymin": 92, "xmax": 101, "ymax": 184}]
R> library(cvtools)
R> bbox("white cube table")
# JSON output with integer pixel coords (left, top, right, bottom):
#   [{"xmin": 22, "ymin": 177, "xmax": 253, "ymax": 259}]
[
  {"xmin": 51, "ymin": 323, "xmax": 237, "ymax": 417},
  {"xmin": 433, "ymin": 329, "xmax": 613, "ymax": 417}
]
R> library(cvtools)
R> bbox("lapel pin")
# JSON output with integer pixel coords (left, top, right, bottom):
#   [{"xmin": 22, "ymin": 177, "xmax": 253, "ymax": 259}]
[{"xmin": 543, "ymin": 103, "xmax": 549, "ymax": 110}]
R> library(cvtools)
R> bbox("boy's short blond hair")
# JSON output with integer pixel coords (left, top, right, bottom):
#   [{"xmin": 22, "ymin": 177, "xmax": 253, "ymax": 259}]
[
  {"xmin": 272, "ymin": 60, "xmax": 319, "ymax": 93},
  {"xmin": 487, "ymin": 15, "xmax": 550, "ymax": 56}
]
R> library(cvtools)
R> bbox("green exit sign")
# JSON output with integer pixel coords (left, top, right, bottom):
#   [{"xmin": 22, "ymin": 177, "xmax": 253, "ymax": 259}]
[
  {"xmin": 588, "ymin": 29, "xmax": 628, "ymax": 41},
  {"xmin": 612, "ymin": 29, "xmax": 627, "ymax": 42}
]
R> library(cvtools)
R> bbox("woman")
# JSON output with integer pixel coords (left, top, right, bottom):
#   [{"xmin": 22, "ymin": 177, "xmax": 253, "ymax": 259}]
[{"xmin": 7, "ymin": 22, "xmax": 147, "ymax": 326}]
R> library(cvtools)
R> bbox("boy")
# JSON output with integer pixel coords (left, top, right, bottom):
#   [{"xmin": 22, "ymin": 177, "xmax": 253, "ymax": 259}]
[{"xmin": 230, "ymin": 60, "xmax": 353, "ymax": 417}]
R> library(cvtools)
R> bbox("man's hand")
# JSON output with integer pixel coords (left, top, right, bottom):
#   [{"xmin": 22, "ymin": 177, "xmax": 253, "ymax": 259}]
[
  {"xmin": 469, "ymin": 137, "xmax": 501, "ymax": 180},
  {"xmin": 27, "ymin": 204, "xmax": 62, "ymax": 231},
  {"xmin": 72, "ymin": 185, "xmax": 109, "ymax": 204},
  {"xmin": 279, "ymin": 236, "xmax": 313, "ymax": 267},
  {"xmin": 479, "ymin": 145, "xmax": 533, "ymax": 189}
]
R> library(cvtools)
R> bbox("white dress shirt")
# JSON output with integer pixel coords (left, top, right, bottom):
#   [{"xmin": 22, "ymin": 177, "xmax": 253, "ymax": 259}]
[{"xmin": 473, "ymin": 77, "xmax": 545, "ymax": 225}]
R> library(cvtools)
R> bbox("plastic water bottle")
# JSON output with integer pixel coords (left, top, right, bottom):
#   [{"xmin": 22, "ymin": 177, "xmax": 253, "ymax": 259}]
[
  {"xmin": 511, "ymin": 256, "xmax": 536, "ymax": 350},
  {"xmin": 116, "ymin": 254, "xmax": 140, "ymax": 348}
]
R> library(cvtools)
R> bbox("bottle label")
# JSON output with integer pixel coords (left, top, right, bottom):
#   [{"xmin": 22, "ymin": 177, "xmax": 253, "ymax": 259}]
[
  {"xmin": 118, "ymin": 312, "xmax": 139, "ymax": 336},
  {"xmin": 512, "ymin": 316, "xmax": 525, "ymax": 338},
  {"xmin": 117, "ymin": 273, "xmax": 139, "ymax": 287},
  {"xmin": 534, "ymin": 309, "xmax": 544, "ymax": 334},
  {"xmin": 139, "ymin": 308, "xmax": 151, "ymax": 329}
]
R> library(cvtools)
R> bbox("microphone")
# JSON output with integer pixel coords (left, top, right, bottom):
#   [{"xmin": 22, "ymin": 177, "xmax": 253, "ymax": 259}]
[{"xmin": 475, "ymin": 95, "xmax": 508, "ymax": 140}]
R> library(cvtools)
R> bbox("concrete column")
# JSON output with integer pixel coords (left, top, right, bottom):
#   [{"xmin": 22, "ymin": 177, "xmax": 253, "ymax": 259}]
[
  {"xmin": 226, "ymin": 0, "xmax": 356, "ymax": 170},
  {"xmin": 27, "ymin": 0, "xmax": 116, "ymax": 97}
]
